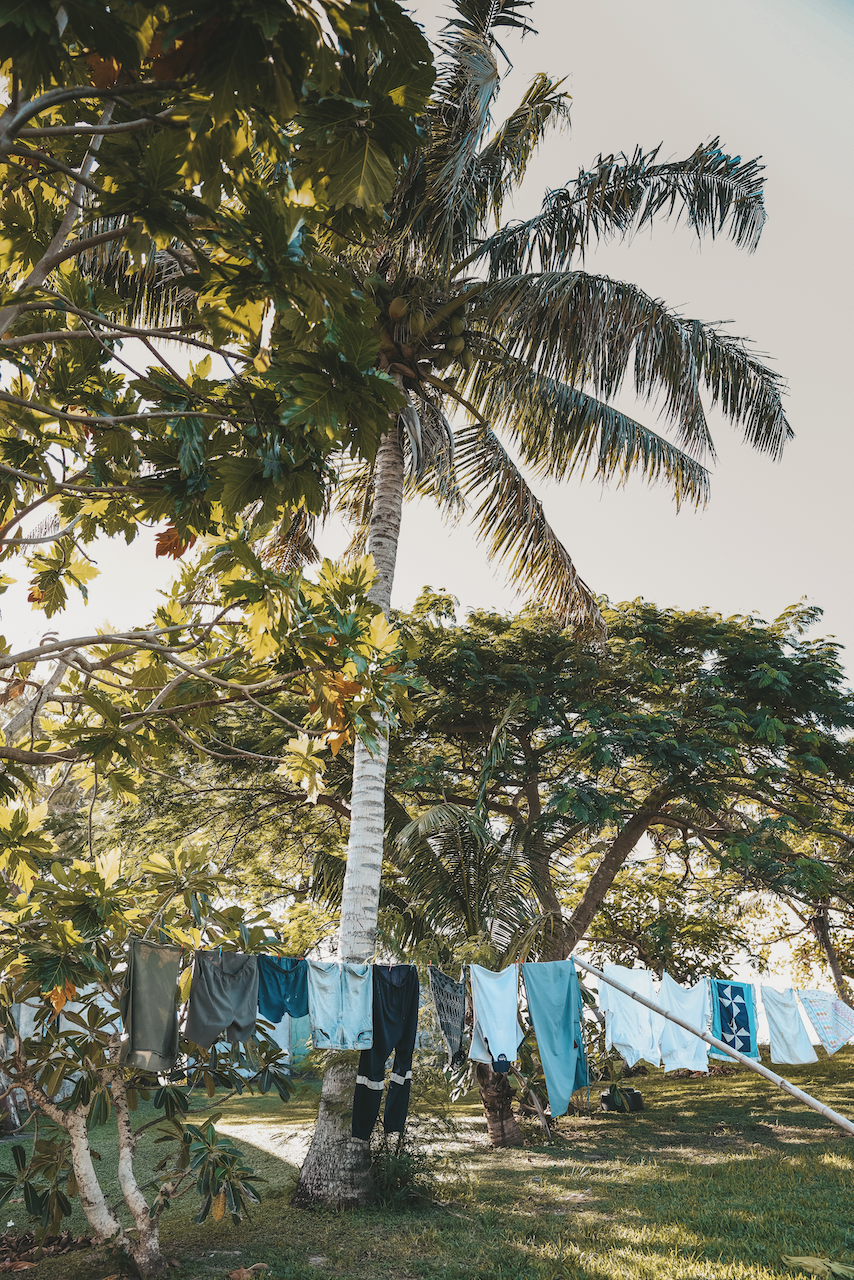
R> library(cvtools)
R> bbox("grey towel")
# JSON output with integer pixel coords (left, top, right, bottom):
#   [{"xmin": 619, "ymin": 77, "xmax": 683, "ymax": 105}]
[
  {"xmin": 184, "ymin": 951, "xmax": 259, "ymax": 1049},
  {"xmin": 119, "ymin": 937, "xmax": 181, "ymax": 1073}
]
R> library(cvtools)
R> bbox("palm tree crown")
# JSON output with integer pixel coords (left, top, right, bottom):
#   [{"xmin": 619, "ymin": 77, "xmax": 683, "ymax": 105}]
[{"xmin": 325, "ymin": 0, "xmax": 790, "ymax": 636}]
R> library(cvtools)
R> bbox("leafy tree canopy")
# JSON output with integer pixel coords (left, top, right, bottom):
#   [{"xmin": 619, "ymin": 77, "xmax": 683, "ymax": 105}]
[
  {"xmin": 0, "ymin": 0, "xmax": 433, "ymax": 807},
  {"xmin": 98, "ymin": 594, "xmax": 854, "ymax": 991}
]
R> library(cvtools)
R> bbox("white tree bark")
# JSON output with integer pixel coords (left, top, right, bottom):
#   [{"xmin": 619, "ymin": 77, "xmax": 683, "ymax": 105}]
[
  {"xmin": 111, "ymin": 1065, "xmax": 165, "ymax": 1274},
  {"xmin": 296, "ymin": 424, "xmax": 405, "ymax": 1208},
  {"xmin": 337, "ymin": 424, "xmax": 405, "ymax": 963}
]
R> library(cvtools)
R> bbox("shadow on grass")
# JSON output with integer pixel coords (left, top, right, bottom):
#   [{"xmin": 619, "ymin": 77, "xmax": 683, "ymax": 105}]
[{"xmin": 1, "ymin": 1052, "xmax": 852, "ymax": 1279}]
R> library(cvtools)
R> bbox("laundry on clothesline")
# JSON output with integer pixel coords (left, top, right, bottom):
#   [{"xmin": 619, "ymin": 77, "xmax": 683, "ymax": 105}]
[
  {"xmin": 797, "ymin": 988, "xmax": 854, "ymax": 1055},
  {"xmin": 428, "ymin": 965, "xmax": 468, "ymax": 1069},
  {"xmin": 306, "ymin": 959, "xmax": 373, "ymax": 1050},
  {"xmin": 184, "ymin": 950, "xmax": 259, "ymax": 1049},
  {"xmin": 709, "ymin": 979, "xmax": 759, "ymax": 1061},
  {"xmin": 657, "ymin": 973, "xmax": 710, "ymax": 1074},
  {"xmin": 352, "ymin": 965, "xmax": 419, "ymax": 1140},
  {"xmin": 521, "ymin": 959, "xmax": 588, "ymax": 1116},
  {"xmin": 119, "ymin": 936, "xmax": 182, "ymax": 1073},
  {"xmin": 760, "ymin": 986, "xmax": 817, "ymax": 1065},
  {"xmin": 257, "ymin": 955, "xmax": 309, "ymax": 1022},
  {"xmin": 599, "ymin": 964, "xmax": 664, "ymax": 1068},
  {"xmin": 468, "ymin": 963, "xmax": 525, "ymax": 1072}
]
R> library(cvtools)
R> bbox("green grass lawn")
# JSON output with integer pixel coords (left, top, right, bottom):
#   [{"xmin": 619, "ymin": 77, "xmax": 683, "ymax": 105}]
[{"xmin": 4, "ymin": 1047, "xmax": 853, "ymax": 1280}]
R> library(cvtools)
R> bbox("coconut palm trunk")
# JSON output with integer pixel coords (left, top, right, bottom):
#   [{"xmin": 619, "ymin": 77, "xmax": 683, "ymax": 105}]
[
  {"xmin": 294, "ymin": 425, "xmax": 405, "ymax": 1207},
  {"xmin": 297, "ymin": 0, "xmax": 793, "ymax": 1203}
]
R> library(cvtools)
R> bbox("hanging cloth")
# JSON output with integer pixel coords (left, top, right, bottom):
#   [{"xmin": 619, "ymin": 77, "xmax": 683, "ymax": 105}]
[
  {"xmin": 257, "ymin": 956, "xmax": 309, "ymax": 1022},
  {"xmin": 657, "ymin": 973, "xmax": 710, "ymax": 1074},
  {"xmin": 184, "ymin": 951, "xmax": 259, "ymax": 1049},
  {"xmin": 119, "ymin": 936, "xmax": 181, "ymax": 1073},
  {"xmin": 352, "ymin": 966, "xmax": 420, "ymax": 1140},
  {"xmin": 468, "ymin": 963, "xmax": 524, "ymax": 1071},
  {"xmin": 709, "ymin": 979, "xmax": 759, "ymax": 1061},
  {"xmin": 599, "ymin": 965, "xmax": 663, "ymax": 1068},
  {"xmin": 428, "ymin": 966, "xmax": 468, "ymax": 1069},
  {"xmin": 521, "ymin": 960, "xmax": 588, "ymax": 1117},
  {"xmin": 761, "ymin": 986, "xmax": 817, "ymax": 1064},
  {"xmin": 798, "ymin": 988, "xmax": 854, "ymax": 1055},
  {"xmin": 306, "ymin": 960, "xmax": 373, "ymax": 1050}
]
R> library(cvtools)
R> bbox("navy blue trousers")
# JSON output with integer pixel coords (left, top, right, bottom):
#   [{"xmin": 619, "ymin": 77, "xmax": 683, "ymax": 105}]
[{"xmin": 352, "ymin": 965, "xmax": 419, "ymax": 1140}]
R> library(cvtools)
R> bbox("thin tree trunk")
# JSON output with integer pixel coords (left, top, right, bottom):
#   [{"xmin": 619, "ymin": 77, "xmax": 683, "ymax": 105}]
[
  {"xmin": 295, "ymin": 424, "xmax": 405, "ymax": 1209},
  {"xmin": 337, "ymin": 423, "xmax": 405, "ymax": 961},
  {"xmin": 811, "ymin": 904, "xmax": 853, "ymax": 1008},
  {"xmin": 564, "ymin": 788, "xmax": 670, "ymax": 951},
  {"xmin": 111, "ymin": 1062, "xmax": 165, "ymax": 1276},
  {"xmin": 23, "ymin": 1082, "xmax": 124, "ymax": 1243},
  {"xmin": 474, "ymin": 1064, "xmax": 524, "ymax": 1147}
]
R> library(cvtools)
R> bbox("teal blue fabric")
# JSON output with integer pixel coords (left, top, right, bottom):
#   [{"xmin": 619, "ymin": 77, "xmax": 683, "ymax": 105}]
[
  {"xmin": 522, "ymin": 960, "xmax": 588, "ymax": 1117},
  {"xmin": 709, "ymin": 979, "xmax": 760, "ymax": 1061}
]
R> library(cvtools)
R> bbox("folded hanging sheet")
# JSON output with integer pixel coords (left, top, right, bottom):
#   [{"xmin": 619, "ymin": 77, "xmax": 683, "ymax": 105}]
[
  {"xmin": 428, "ymin": 966, "xmax": 467, "ymax": 1069},
  {"xmin": 119, "ymin": 936, "xmax": 181, "ymax": 1073},
  {"xmin": 468, "ymin": 963, "xmax": 524, "ymax": 1070},
  {"xmin": 761, "ymin": 986, "xmax": 817, "ymax": 1064},
  {"xmin": 257, "ymin": 955, "xmax": 308, "ymax": 1022},
  {"xmin": 599, "ymin": 965, "xmax": 663, "ymax": 1068},
  {"xmin": 522, "ymin": 960, "xmax": 588, "ymax": 1116},
  {"xmin": 798, "ymin": 988, "xmax": 854, "ymax": 1056},
  {"xmin": 709, "ymin": 979, "xmax": 759, "ymax": 1061},
  {"xmin": 184, "ymin": 951, "xmax": 259, "ymax": 1049},
  {"xmin": 658, "ymin": 973, "xmax": 710, "ymax": 1074},
  {"xmin": 306, "ymin": 960, "xmax": 373, "ymax": 1050}
]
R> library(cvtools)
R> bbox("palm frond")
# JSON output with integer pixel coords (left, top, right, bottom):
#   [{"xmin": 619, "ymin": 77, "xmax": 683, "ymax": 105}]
[
  {"xmin": 477, "ymin": 270, "xmax": 790, "ymax": 460},
  {"xmin": 478, "ymin": 269, "xmax": 710, "ymax": 457},
  {"xmin": 470, "ymin": 363, "xmax": 711, "ymax": 507},
  {"xmin": 390, "ymin": 3, "xmax": 535, "ymax": 273},
  {"xmin": 395, "ymin": 805, "xmax": 534, "ymax": 944},
  {"xmin": 451, "ymin": 420, "xmax": 606, "ymax": 638},
  {"xmin": 686, "ymin": 321, "xmax": 791, "ymax": 460},
  {"xmin": 477, "ymin": 139, "xmax": 767, "ymax": 276},
  {"xmin": 444, "ymin": 0, "xmax": 535, "ymax": 37},
  {"xmin": 471, "ymin": 73, "xmax": 570, "ymax": 228},
  {"xmin": 261, "ymin": 509, "xmax": 320, "ymax": 573}
]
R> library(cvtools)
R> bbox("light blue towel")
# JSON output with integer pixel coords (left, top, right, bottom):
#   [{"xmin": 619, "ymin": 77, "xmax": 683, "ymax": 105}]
[
  {"xmin": 306, "ymin": 960, "xmax": 373, "ymax": 1050},
  {"xmin": 468, "ymin": 963, "xmax": 524, "ymax": 1068},
  {"xmin": 522, "ymin": 960, "xmax": 588, "ymax": 1117}
]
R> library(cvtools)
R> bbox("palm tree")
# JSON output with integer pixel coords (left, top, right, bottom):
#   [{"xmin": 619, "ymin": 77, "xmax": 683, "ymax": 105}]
[{"xmin": 329, "ymin": 0, "xmax": 790, "ymax": 973}]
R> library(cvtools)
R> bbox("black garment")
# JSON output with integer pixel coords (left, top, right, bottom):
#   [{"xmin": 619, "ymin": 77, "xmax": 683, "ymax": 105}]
[
  {"xmin": 119, "ymin": 936, "xmax": 181, "ymax": 1073},
  {"xmin": 352, "ymin": 966, "xmax": 419, "ymax": 1140},
  {"xmin": 184, "ymin": 951, "xmax": 259, "ymax": 1049},
  {"xmin": 428, "ymin": 965, "xmax": 467, "ymax": 1069},
  {"xmin": 257, "ymin": 955, "xmax": 308, "ymax": 1022}
]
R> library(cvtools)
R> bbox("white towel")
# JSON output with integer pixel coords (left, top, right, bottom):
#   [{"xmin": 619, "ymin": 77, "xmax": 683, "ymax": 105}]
[
  {"xmin": 658, "ymin": 973, "xmax": 710, "ymax": 1073},
  {"xmin": 599, "ymin": 965, "xmax": 663, "ymax": 1068},
  {"xmin": 468, "ymin": 964, "xmax": 524, "ymax": 1067},
  {"xmin": 761, "ymin": 986, "xmax": 817, "ymax": 1064}
]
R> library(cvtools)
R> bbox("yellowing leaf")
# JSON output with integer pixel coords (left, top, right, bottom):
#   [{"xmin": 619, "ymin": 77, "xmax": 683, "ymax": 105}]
[
  {"xmin": 367, "ymin": 612, "xmax": 399, "ymax": 656},
  {"xmin": 95, "ymin": 848, "xmax": 122, "ymax": 888},
  {"xmin": 44, "ymin": 979, "xmax": 76, "ymax": 1015},
  {"xmin": 178, "ymin": 966, "xmax": 193, "ymax": 1003},
  {"xmin": 211, "ymin": 1189, "xmax": 226, "ymax": 1221}
]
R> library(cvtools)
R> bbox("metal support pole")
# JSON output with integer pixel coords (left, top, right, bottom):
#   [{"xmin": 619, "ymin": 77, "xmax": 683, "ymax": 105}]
[{"xmin": 574, "ymin": 957, "xmax": 854, "ymax": 1139}]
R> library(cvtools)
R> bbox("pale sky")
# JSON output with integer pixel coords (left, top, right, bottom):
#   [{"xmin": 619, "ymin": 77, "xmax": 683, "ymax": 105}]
[{"xmin": 5, "ymin": 0, "xmax": 854, "ymax": 668}]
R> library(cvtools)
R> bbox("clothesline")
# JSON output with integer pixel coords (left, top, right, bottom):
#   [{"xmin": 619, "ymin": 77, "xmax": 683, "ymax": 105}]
[
  {"xmin": 576, "ymin": 958, "xmax": 854, "ymax": 1139},
  {"xmin": 113, "ymin": 940, "xmax": 854, "ymax": 1145}
]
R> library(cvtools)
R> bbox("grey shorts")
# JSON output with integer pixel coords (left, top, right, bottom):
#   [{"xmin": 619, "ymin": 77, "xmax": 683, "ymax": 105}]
[{"xmin": 184, "ymin": 951, "xmax": 259, "ymax": 1049}]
